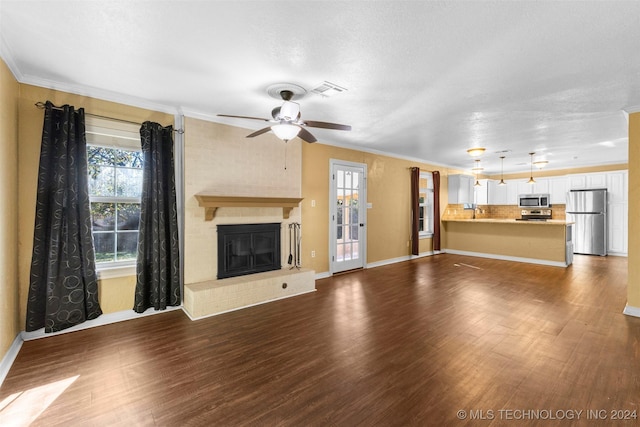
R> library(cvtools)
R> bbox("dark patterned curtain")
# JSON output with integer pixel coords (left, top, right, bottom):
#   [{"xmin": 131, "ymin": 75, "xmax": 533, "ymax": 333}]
[
  {"xmin": 134, "ymin": 122, "xmax": 180, "ymax": 313},
  {"xmin": 410, "ymin": 167, "xmax": 420, "ymax": 256},
  {"xmin": 433, "ymin": 171, "xmax": 441, "ymax": 251},
  {"xmin": 26, "ymin": 101, "xmax": 102, "ymax": 332}
]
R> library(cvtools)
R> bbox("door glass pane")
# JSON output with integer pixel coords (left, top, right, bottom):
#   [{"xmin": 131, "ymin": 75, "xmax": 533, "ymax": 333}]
[
  {"xmin": 343, "ymin": 243, "xmax": 352, "ymax": 260},
  {"xmin": 337, "ymin": 170, "xmax": 344, "ymax": 188},
  {"xmin": 352, "ymin": 172, "xmax": 359, "ymax": 189},
  {"xmin": 345, "ymin": 171, "xmax": 352, "ymax": 190}
]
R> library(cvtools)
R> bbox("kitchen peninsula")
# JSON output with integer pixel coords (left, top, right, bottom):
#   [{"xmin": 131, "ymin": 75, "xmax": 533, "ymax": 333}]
[{"xmin": 443, "ymin": 218, "xmax": 574, "ymax": 267}]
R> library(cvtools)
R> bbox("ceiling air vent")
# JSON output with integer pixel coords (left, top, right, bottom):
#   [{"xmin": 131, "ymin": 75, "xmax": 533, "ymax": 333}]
[{"xmin": 311, "ymin": 81, "xmax": 348, "ymax": 97}]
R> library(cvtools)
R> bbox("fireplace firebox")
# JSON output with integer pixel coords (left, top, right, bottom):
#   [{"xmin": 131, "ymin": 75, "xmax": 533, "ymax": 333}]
[{"xmin": 217, "ymin": 223, "xmax": 281, "ymax": 279}]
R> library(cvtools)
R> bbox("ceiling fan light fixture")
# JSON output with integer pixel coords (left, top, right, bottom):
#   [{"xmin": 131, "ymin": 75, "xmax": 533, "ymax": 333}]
[
  {"xmin": 271, "ymin": 123, "xmax": 300, "ymax": 141},
  {"xmin": 467, "ymin": 147, "xmax": 486, "ymax": 157},
  {"xmin": 279, "ymin": 101, "xmax": 300, "ymax": 121}
]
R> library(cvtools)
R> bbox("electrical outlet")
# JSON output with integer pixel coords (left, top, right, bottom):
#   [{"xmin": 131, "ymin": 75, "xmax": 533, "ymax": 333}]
[
  {"xmin": 311, "ymin": 199, "xmax": 316, "ymax": 207},
  {"xmin": 311, "ymin": 250, "xmax": 316, "ymax": 257}
]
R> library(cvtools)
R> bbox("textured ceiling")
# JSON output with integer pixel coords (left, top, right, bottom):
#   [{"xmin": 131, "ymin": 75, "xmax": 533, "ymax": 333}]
[{"xmin": 1, "ymin": 0, "xmax": 637, "ymax": 174}]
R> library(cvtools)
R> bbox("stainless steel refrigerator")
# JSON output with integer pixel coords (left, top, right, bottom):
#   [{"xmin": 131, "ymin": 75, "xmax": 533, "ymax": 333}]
[{"xmin": 566, "ymin": 189, "xmax": 607, "ymax": 256}]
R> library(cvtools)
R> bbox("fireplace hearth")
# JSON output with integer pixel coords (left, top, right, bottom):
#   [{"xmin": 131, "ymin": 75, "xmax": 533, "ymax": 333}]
[{"xmin": 217, "ymin": 223, "xmax": 281, "ymax": 279}]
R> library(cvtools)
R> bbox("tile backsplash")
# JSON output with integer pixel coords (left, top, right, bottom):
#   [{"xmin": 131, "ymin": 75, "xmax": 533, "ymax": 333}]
[{"xmin": 443, "ymin": 204, "xmax": 565, "ymax": 220}]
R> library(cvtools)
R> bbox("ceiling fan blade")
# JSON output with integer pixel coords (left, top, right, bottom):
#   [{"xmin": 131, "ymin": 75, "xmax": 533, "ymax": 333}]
[
  {"xmin": 302, "ymin": 120, "xmax": 352, "ymax": 131},
  {"xmin": 218, "ymin": 114, "xmax": 271, "ymax": 122},
  {"xmin": 297, "ymin": 127, "xmax": 317, "ymax": 143},
  {"xmin": 246, "ymin": 127, "xmax": 273, "ymax": 138}
]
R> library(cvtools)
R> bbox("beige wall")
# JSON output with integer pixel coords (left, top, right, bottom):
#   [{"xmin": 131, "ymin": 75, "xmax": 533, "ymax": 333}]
[
  {"xmin": 0, "ymin": 58, "xmax": 20, "ymax": 356},
  {"xmin": 628, "ymin": 113, "xmax": 640, "ymax": 307},
  {"xmin": 17, "ymin": 84, "xmax": 174, "ymax": 324},
  {"xmin": 183, "ymin": 118, "xmax": 302, "ymax": 284},
  {"xmin": 301, "ymin": 143, "xmax": 449, "ymax": 274}
]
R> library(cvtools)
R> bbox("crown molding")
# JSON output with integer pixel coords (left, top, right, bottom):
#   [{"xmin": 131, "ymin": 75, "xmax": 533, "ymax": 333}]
[{"xmin": 18, "ymin": 72, "xmax": 180, "ymax": 116}]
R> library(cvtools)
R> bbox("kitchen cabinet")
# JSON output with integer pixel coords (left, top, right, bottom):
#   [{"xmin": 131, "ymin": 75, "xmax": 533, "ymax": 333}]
[
  {"xmin": 448, "ymin": 174, "xmax": 474, "ymax": 204},
  {"xmin": 549, "ymin": 177, "xmax": 568, "ymax": 205},
  {"xmin": 567, "ymin": 174, "xmax": 587, "ymax": 189},
  {"xmin": 587, "ymin": 173, "xmax": 607, "ymax": 188},
  {"xmin": 506, "ymin": 179, "xmax": 519, "ymax": 205},
  {"xmin": 606, "ymin": 170, "xmax": 628, "ymax": 203},
  {"xmin": 567, "ymin": 172, "xmax": 607, "ymax": 190},
  {"xmin": 488, "ymin": 179, "xmax": 507, "ymax": 205},
  {"xmin": 474, "ymin": 179, "xmax": 489, "ymax": 204},
  {"xmin": 517, "ymin": 180, "xmax": 535, "ymax": 197},
  {"xmin": 532, "ymin": 178, "xmax": 549, "ymax": 194},
  {"xmin": 608, "ymin": 202, "xmax": 627, "ymax": 254}
]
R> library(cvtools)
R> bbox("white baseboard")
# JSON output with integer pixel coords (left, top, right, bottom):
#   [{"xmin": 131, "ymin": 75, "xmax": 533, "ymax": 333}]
[
  {"xmin": 367, "ymin": 255, "xmax": 411, "ymax": 269},
  {"xmin": 443, "ymin": 249, "xmax": 568, "ymax": 268},
  {"xmin": 0, "ymin": 334, "xmax": 23, "ymax": 388},
  {"xmin": 623, "ymin": 304, "xmax": 640, "ymax": 318},
  {"xmin": 607, "ymin": 251, "xmax": 628, "ymax": 257},
  {"xmin": 21, "ymin": 305, "xmax": 183, "ymax": 341}
]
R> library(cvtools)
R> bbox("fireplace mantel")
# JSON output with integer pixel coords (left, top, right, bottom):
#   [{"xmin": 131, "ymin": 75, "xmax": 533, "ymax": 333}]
[{"xmin": 195, "ymin": 195, "xmax": 304, "ymax": 221}]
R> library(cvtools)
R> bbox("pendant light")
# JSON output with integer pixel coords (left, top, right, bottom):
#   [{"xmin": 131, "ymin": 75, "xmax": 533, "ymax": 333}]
[
  {"xmin": 498, "ymin": 156, "xmax": 506, "ymax": 185},
  {"xmin": 472, "ymin": 159, "xmax": 483, "ymax": 186},
  {"xmin": 527, "ymin": 152, "xmax": 536, "ymax": 184}
]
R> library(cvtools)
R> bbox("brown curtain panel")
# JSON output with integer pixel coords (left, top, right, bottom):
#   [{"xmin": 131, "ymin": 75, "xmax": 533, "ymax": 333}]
[
  {"xmin": 134, "ymin": 122, "xmax": 181, "ymax": 313},
  {"xmin": 432, "ymin": 171, "xmax": 441, "ymax": 251},
  {"xmin": 26, "ymin": 101, "xmax": 102, "ymax": 332},
  {"xmin": 411, "ymin": 167, "xmax": 420, "ymax": 256}
]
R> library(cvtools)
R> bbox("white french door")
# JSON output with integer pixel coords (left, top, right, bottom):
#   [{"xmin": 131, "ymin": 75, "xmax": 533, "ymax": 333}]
[{"xmin": 329, "ymin": 160, "xmax": 367, "ymax": 274}]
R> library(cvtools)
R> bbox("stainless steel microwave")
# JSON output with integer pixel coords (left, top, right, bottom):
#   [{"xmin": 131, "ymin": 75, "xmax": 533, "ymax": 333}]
[{"xmin": 518, "ymin": 194, "xmax": 551, "ymax": 208}]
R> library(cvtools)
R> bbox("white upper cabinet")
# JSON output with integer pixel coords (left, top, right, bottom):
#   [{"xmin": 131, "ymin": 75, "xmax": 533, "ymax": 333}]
[
  {"xmin": 606, "ymin": 170, "xmax": 628, "ymax": 203},
  {"xmin": 533, "ymin": 178, "xmax": 549, "ymax": 195},
  {"xmin": 567, "ymin": 172, "xmax": 607, "ymax": 190},
  {"xmin": 474, "ymin": 179, "xmax": 489, "ymax": 205},
  {"xmin": 488, "ymin": 180, "xmax": 507, "ymax": 205},
  {"xmin": 549, "ymin": 177, "xmax": 568, "ymax": 205},
  {"xmin": 567, "ymin": 174, "xmax": 587, "ymax": 189},
  {"xmin": 448, "ymin": 174, "xmax": 474, "ymax": 204},
  {"xmin": 517, "ymin": 180, "xmax": 535, "ymax": 196},
  {"xmin": 586, "ymin": 173, "xmax": 607, "ymax": 189},
  {"xmin": 506, "ymin": 179, "xmax": 519, "ymax": 205}
]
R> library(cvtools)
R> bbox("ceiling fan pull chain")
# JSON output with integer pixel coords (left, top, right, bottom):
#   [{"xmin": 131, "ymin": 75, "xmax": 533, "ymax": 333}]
[{"xmin": 284, "ymin": 141, "xmax": 287, "ymax": 170}]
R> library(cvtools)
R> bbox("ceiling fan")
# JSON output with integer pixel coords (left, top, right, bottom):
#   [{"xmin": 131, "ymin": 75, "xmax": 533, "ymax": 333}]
[{"xmin": 218, "ymin": 89, "xmax": 351, "ymax": 143}]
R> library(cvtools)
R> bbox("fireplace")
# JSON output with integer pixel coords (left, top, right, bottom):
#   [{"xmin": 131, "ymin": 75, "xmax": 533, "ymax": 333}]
[{"xmin": 217, "ymin": 223, "xmax": 281, "ymax": 279}]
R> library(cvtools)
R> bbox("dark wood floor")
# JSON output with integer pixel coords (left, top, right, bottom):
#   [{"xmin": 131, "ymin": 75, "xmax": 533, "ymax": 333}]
[{"xmin": 2, "ymin": 254, "xmax": 639, "ymax": 426}]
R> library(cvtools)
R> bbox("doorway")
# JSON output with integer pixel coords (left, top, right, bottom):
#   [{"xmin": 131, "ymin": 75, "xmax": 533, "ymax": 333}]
[{"xmin": 329, "ymin": 160, "xmax": 367, "ymax": 274}]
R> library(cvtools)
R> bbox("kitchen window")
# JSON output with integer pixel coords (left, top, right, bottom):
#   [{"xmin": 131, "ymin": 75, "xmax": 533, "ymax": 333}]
[
  {"xmin": 86, "ymin": 117, "xmax": 142, "ymax": 276},
  {"xmin": 419, "ymin": 172, "xmax": 434, "ymax": 237}
]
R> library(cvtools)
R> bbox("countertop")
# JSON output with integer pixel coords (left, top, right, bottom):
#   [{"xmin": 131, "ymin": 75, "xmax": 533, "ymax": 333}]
[{"xmin": 442, "ymin": 218, "xmax": 573, "ymax": 225}]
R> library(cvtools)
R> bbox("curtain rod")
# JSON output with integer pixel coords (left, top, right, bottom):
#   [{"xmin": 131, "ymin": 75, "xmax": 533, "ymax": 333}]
[
  {"xmin": 34, "ymin": 102, "xmax": 184, "ymax": 134},
  {"xmin": 408, "ymin": 166, "xmax": 435, "ymax": 173}
]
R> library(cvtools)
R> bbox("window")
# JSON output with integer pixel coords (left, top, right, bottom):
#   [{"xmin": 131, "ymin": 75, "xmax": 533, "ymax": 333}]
[
  {"xmin": 418, "ymin": 172, "xmax": 434, "ymax": 236},
  {"xmin": 85, "ymin": 117, "xmax": 142, "ymax": 268}
]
